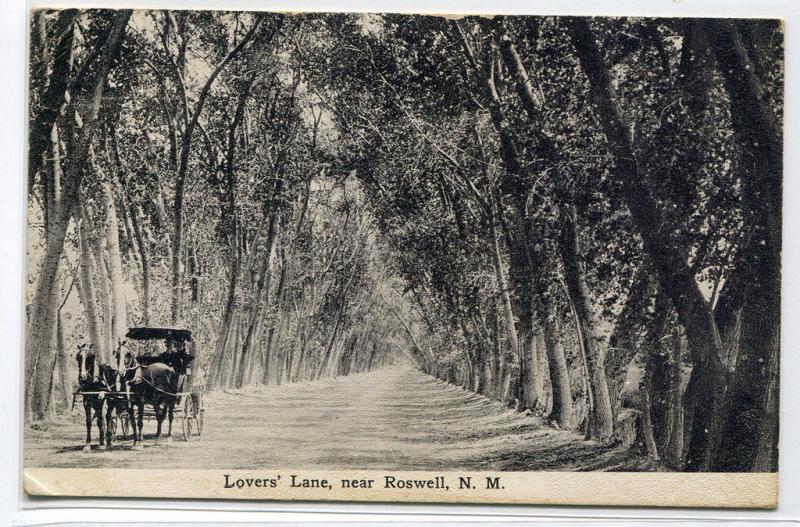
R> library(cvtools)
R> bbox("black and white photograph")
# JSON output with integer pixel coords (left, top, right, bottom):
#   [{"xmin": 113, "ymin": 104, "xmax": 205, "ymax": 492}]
[{"xmin": 21, "ymin": 8, "xmax": 782, "ymax": 506}]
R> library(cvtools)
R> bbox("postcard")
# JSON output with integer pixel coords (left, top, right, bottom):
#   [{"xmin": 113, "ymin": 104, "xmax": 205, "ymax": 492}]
[{"xmin": 23, "ymin": 9, "xmax": 781, "ymax": 508}]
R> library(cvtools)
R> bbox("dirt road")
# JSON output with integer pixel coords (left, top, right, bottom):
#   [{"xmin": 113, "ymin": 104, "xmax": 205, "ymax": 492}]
[{"xmin": 25, "ymin": 366, "xmax": 648, "ymax": 470}]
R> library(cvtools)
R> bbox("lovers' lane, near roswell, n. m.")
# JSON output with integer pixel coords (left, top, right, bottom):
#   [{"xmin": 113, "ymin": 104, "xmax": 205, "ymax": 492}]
[{"xmin": 223, "ymin": 473, "xmax": 504, "ymax": 491}]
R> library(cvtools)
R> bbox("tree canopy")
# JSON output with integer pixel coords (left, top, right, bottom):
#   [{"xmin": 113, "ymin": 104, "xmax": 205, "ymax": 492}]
[{"xmin": 26, "ymin": 10, "xmax": 782, "ymax": 472}]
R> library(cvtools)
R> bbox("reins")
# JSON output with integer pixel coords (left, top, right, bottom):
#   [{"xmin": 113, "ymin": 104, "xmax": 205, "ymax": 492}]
[
  {"xmin": 128, "ymin": 364, "xmax": 183, "ymax": 397},
  {"xmin": 136, "ymin": 373, "xmax": 182, "ymax": 397}
]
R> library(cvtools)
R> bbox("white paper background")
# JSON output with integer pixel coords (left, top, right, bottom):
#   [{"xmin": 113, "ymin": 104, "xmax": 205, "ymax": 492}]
[{"xmin": 3, "ymin": 0, "xmax": 799, "ymax": 523}]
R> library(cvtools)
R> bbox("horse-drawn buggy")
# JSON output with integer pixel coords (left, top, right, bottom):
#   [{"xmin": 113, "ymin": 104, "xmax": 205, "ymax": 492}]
[{"xmin": 73, "ymin": 327, "xmax": 204, "ymax": 451}]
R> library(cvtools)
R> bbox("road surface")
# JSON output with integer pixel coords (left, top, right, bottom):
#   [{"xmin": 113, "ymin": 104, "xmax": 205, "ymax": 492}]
[{"xmin": 25, "ymin": 366, "xmax": 648, "ymax": 470}]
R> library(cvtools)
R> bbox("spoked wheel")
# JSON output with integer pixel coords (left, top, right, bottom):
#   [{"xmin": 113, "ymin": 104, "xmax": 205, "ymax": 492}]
[
  {"xmin": 194, "ymin": 392, "xmax": 204, "ymax": 436},
  {"xmin": 181, "ymin": 396, "xmax": 194, "ymax": 441}
]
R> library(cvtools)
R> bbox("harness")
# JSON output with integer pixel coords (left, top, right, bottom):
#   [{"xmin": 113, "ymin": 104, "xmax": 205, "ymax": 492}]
[
  {"xmin": 99, "ymin": 367, "xmax": 115, "ymax": 392},
  {"xmin": 127, "ymin": 363, "xmax": 183, "ymax": 398},
  {"xmin": 72, "ymin": 366, "xmax": 121, "ymax": 410}
]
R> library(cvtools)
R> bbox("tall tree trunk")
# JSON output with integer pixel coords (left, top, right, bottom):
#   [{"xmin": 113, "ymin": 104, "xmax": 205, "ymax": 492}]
[
  {"xmin": 210, "ymin": 248, "xmax": 239, "ymax": 389},
  {"xmin": 226, "ymin": 315, "xmax": 245, "ymax": 388},
  {"xmin": 128, "ymin": 200, "xmax": 151, "ymax": 325},
  {"xmin": 517, "ymin": 332, "xmax": 538, "ymax": 411},
  {"xmin": 262, "ymin": 251, "xmax": 288, "ymax": 384},
  {"xmin": 76, "ymin": 210, "xmax": 103, "ymax": 353},
  {"xmin": 316, "ymin": 277, "xmax": 353, "ymax": 379},
  {"xmin": 752, "ymin": 337, "xmax": 779, "ymax": 472},
  {"xmin": 543, "ymin": 311, "xmax": 573, "ymax": 429},
  {"xmin": 55, "ymin": 311, "xmax": 70, "ymax": 409},
  {"xmin": 208, "ymin": 76, "xmax": 254, "ymax": 388},
  {"xmin": 219, "ymin": 312, "xmax": 241, "ymax": 389},
  {"xmin": 641, "ymin": 353, "xmax": 661, "ymax": 462},
  {"xmin": 246, "ymin": 314, "xmax": 268, "ymax": 385},
  {"xmin": 662, "ymin": 329, "xmax": 686, "ymax": 468},
  {"xmin": 489, "ymin": 295, "xmax": 502, "ymax": 398},
  {"xmin": 46, "ymin": 304, "xmax": 70, "ymax": 416},
  {"xmin": 533, "ymin": 332, "xmax": 548, "ymax": 411},
  {"xmin": 557, "ymin": 204, "xmax": 614, "ymax": 440},
  {"xmin": 292, "ymin": 315, "xmax": 309, "ymax": 383},
  {"xmin": 26, "ymin": 140, "xmax": 69, "ymax": 418},
  {"xmin": 488, "ymin": 191, "xmax": 522, "ymax": 397},
  {"xmin": 234, "ymin": 213, "xmax": 278, "ymax": 388},
  {"xmin": 92, "ymin": 232, "xmax": 114, "ymax": 362},
  {"xmin": 495, "ymin": 19, "xmax": 546, "ymax": 126},
  {"xmin": 101, "ymin": 178, "xmax": 128, "ymax": 347},
  {"xmin": 28, "ymin": 9, "xmax": 77, "ymax": 194},
  {"xmin": 606, "ymin": 265, "xmax": 653, "ymax": 415}
]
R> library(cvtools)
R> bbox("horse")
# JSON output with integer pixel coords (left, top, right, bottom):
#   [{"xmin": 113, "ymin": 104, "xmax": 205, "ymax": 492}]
[
  {"xmin": 75, "ymin": 344, "xmax": 110, "ymax": 452},
  {"xmin": 76, "ymin": 343, "xmax": 133, "ymax": 451},
  {"xmin": 99, "ymin": 343, "xmax": 134, "ymax": 450},
  {"xmin": 116, "ymin": 344, "xmax": 194, "ymax": 448}
]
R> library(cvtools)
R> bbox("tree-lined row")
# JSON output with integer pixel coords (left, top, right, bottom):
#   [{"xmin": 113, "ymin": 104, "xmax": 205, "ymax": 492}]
[
  {"xmin": 25, "ymin": 11, "xmax": 781, "ymax": 473},
  {"xmin": 303, "ymin": 15, "xmax": 781, "ymax": 472},
  {"xmin": 25, "ymin": 10, "xmax": 401, "ymax": 426}
]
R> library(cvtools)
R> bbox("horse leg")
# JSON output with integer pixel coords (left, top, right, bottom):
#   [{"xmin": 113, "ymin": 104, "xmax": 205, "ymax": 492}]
[
  {"xmin": 126, "ymin": 402, "xmax": 138, "ymax": 449},
  {"xmin": 119, "ymin": 403, "xmax": 128, "ymax": 440},
  {"xmin": 83, "ymin": 399, "xmax": 92, "ymax": 452},
  {"xmin": 97, "ymin": 400, "xmax": 106, "ymax": 450},
  {"xmin": 166, "ymin": 402, "xmax": 174, "ymax": 443},
  {"xmin": 154, "ymin": 403, "xmax": 164, "ymax": 445},
  {"xmin": 136, "ymin": 402, "xmax": 145, "ymax": 444},
  {"xmin": 105, "ymin": 402, "xmax": 114, "ymax": 450},
  {"xmin": 131, "ymin": 401, "xmax": 144, "ymax": 450}
]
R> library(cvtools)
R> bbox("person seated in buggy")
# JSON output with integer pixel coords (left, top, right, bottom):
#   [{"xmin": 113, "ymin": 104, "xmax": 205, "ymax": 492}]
[{"xmin": 124, "ymin": 327, "xmax": 195, "ymax": 393}]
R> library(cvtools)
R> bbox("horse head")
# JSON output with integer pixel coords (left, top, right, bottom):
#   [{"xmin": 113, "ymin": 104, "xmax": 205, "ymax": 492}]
[
  {"xmin": 114, "ymin": 341, "xmax": 138, "ymax": 382},
  {"xmin": 76, "ymin": 344, "xmax": 98, "ymax": 384}
]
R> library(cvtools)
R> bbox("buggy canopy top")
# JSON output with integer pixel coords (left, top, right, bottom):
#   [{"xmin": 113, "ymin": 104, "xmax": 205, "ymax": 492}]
[{"xmin": 126, "ymin": 327, "xmax": 193, "ymax": 342}]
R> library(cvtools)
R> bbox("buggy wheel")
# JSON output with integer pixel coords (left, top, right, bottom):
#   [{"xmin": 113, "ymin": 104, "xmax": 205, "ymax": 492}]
[
  {"xmin": 181, "ymin": 417, "xmax": 192, "ymax": 442},
  {"xmin": 181, "ymin": 417, "xmax": 192, "ymax": 441},
  {"xmin": 181, "ymin": 396, "xmax": 194, "ymax": 441},
  {"xmin": 193, "ymin": 391, "xmax": 204, "ymax": 436}
]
